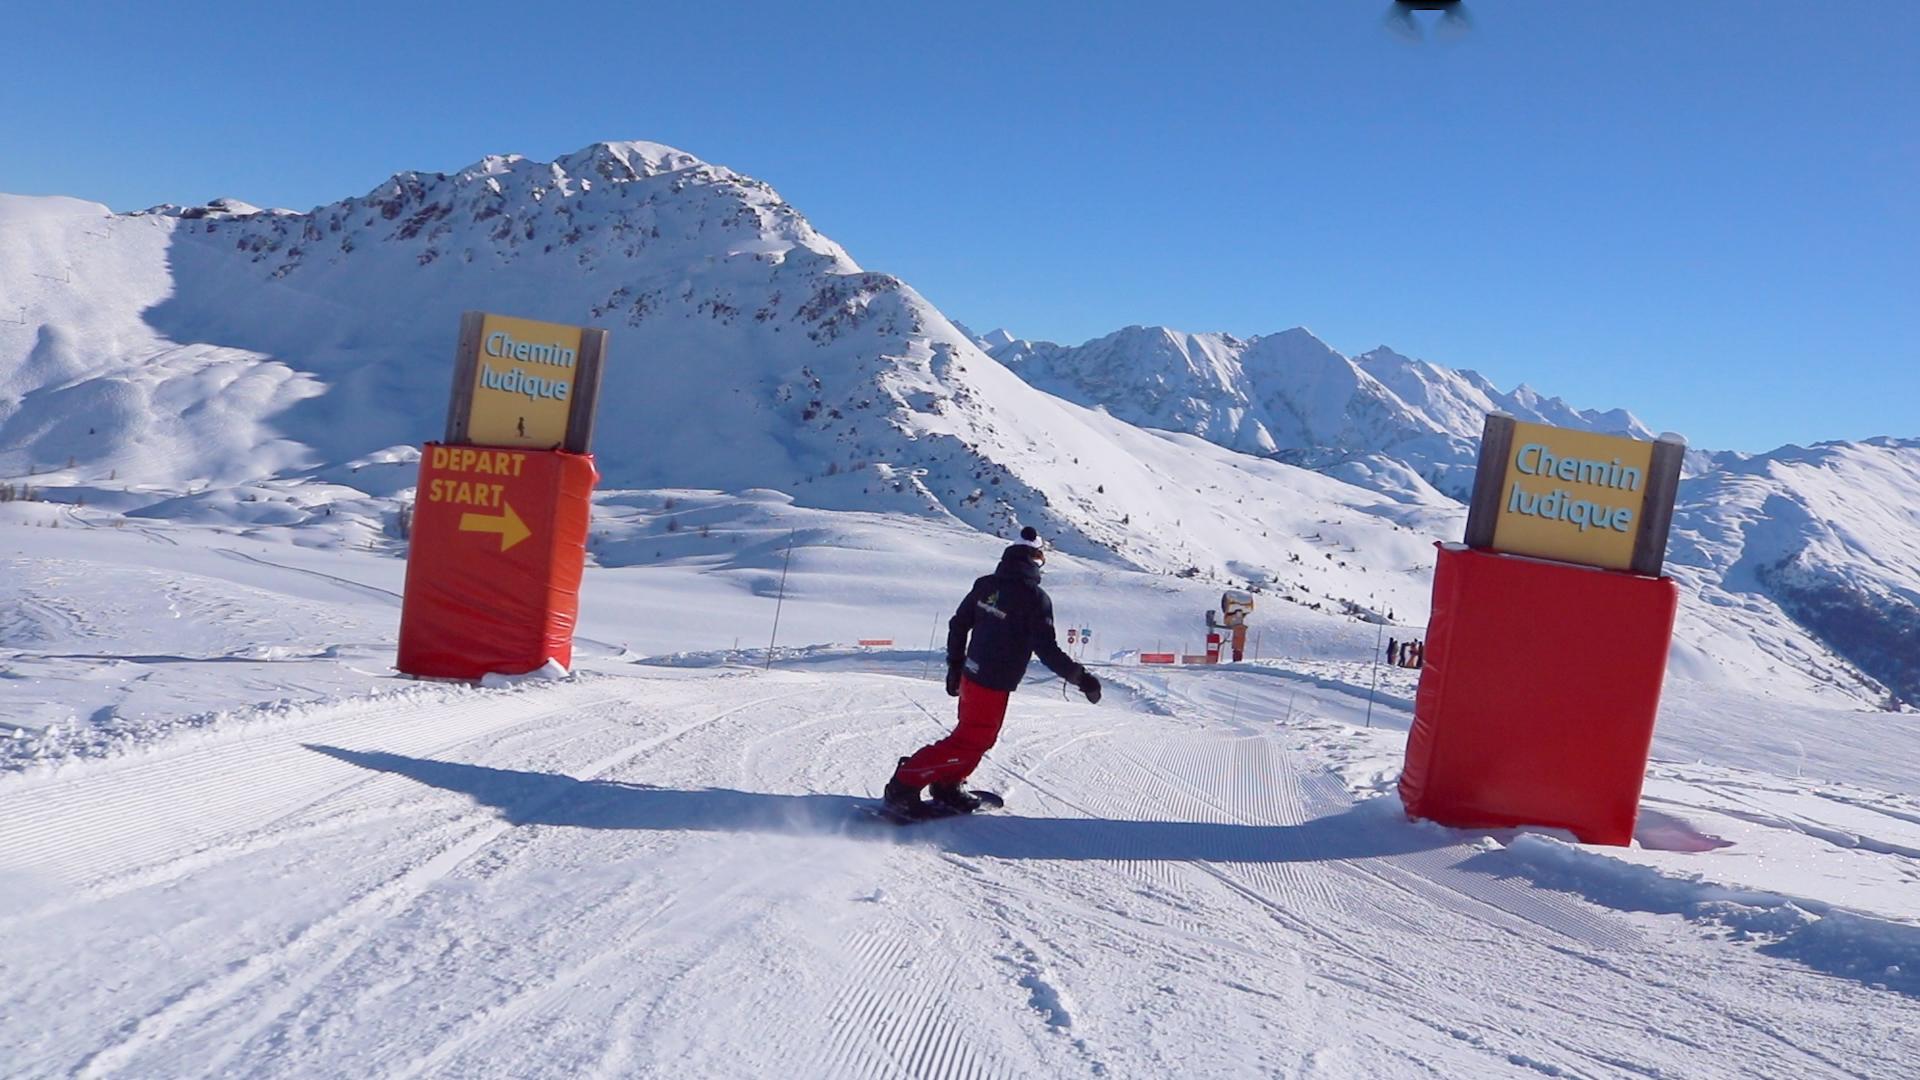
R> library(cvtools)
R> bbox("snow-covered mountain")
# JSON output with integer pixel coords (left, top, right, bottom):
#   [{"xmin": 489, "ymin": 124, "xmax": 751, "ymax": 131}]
[
  {"xmin": 978, "ymin": 327, "xmax": 1655, "ymax": 503},
  {"xmin": 1, "ymin": 142, "xmax": 1914, "ymax": 707},
  {"xmin": 1665, "ymin": 437, "xmax": 1920, "ymax": 707},
  {"xmin": 0, "ymin": 147, "xmax": 1456, "ymax": 619},
  {"xmin": 971, "ymin": 323, "xmax": 1920, "ymax": 705},
  {"xmin": 976, "ymin": 321, "xmax": 1920, "ymax": 706}
]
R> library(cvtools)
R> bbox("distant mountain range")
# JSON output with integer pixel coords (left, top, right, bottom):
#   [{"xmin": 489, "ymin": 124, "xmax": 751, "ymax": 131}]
[
  {"xmin": 0, "ymin": 142, "xmax": 1911, "ymax": 707},
  {"xmin": 971, "ymin": 325, "xmax": 1653, "ymax": 503}
]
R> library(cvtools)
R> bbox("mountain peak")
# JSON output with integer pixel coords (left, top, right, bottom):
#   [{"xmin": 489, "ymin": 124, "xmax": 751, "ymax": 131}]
[
  {"xmin": 463, "ymin": 153, "xmax": 526, "ymax": 177},
  {"xmin": 554, "ymin": 140, "xmax": 704, "ymax": 182},
  {"xmin": 443, "ymin": 143, "xmax": 706, "ymax": 192},
  {"xmin": 132, "ymin": 196, "xmax": 287, "ymax": 221}
]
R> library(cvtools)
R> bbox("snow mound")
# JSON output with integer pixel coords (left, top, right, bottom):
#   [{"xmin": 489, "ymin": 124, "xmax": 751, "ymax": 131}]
[{"xmin": 1481, "ymin": 833, "xmax": 1920, "ymax": 996}]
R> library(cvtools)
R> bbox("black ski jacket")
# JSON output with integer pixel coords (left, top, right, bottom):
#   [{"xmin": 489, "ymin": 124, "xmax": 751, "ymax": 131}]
[{"xmin": 947, "ymin": 548, "xmax": 1085, "ymax": 693}]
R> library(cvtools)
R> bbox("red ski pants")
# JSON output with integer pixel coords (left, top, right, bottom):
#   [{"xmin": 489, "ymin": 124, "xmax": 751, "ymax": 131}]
[{"xmin": 895, "ymin": 676, "xmax": 1010, "ymax": 787}]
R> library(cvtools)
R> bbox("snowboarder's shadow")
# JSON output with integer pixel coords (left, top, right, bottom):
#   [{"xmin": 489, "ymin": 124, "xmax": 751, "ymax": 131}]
[{"xmin": 306, "ymin": 745, "xmax": 1451, "ymax": 864}]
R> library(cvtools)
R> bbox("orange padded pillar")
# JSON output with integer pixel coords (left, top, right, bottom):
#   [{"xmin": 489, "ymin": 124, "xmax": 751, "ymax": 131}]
[{"xmin": 396, "ymin": 444, "xmax": 597, "ymax": 680}]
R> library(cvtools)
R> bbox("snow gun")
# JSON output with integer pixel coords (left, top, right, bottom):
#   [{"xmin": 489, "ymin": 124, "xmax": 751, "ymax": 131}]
[{"xmin": 1204, "ymin": 590, "xmax": 1255, "ymax": 663}]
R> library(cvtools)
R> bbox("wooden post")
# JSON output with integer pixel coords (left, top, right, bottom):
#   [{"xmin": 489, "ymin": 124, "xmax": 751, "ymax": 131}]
[
  {"xmin": 1631, "ymin": 434, "xmax": 1687, "ymax": 577},
  {"xmin": 1463, "ymin": 412, "xmax": 1516, "ymax": 550},
  {"xmin": 443, "ymin": 311, "xmax": 486, "ymax": 445},
  {"xmin": 563, "ymin": 328, "xmax": 609, "ymax": 455}
]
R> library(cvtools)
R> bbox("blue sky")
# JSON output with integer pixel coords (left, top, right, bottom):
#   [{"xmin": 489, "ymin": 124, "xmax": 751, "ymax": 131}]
[{"xmin": 4, "ymin": 1, "xmax": 1913, "ymax": 452}]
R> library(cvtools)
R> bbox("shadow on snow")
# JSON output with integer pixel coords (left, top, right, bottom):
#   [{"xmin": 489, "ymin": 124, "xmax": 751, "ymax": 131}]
[{"xmin": 305, "ymin": 744, "xmax": 1450, "ymax": 865}]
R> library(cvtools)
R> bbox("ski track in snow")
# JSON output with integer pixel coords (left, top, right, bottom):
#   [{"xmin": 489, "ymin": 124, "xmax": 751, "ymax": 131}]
[
  {"xmin": 2, "ymin": 663, "xmax": 1916, "ymax": 1078},
  {"xmin": 56, "ymin": 683, "xmax": 803, "ymax": 1077}
]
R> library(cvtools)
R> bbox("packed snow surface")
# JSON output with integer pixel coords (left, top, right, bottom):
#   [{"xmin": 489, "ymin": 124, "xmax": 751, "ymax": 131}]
[{"xmin": 2, "ymin": 522, "xmax": 1917, "ymax": 1078}]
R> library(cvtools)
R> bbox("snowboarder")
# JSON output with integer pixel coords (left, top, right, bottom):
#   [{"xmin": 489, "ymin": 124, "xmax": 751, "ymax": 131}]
[{"xmin": 884, "ymin": 527, "xmax": 1102, "ymax": 816}]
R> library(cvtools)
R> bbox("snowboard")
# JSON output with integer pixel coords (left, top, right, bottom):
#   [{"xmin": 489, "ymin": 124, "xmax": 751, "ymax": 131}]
[{"xmin": 866, "ymin": 789, "xmax": 1004, "ymax": 826}]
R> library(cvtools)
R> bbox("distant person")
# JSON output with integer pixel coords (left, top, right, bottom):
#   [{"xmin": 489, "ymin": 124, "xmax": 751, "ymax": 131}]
[
  {"xmin": 1387, "ymin": 637, "xmax": 1398, "ymax": 666},
  {"xmin": 885, "ymin": 527, "xmax": 1101, "ymax": 815}
]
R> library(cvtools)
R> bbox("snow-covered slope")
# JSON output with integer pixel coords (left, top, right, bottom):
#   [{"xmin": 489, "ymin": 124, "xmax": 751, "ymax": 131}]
[
  {"xmin": 3, "ymin": 519, "xmax": 1917, "ymax": 1078},
  {"xmin": 980, "ymin": 327, "xmax": 1654, "ymax": 502},
  {"xmin": 2, "ymin": 144, "xmax": 1912, "ymax": 709},
  {"xmin": 0, "ymin": 148, "xmax": 1449, "ymax": 601},
  {"xmin": 1667, "ymin": 437, "xmax": 1920, "ymax": 705}
]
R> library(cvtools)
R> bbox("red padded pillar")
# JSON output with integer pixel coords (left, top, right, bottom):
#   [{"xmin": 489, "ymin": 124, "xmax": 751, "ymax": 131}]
[
  {"xmin": 396, "ymin": 444, "xmax": 597, "ymax": 680},
  {"xmin": 1399, "ymin": 543, "xmax": 1678, "ymax": 845}
]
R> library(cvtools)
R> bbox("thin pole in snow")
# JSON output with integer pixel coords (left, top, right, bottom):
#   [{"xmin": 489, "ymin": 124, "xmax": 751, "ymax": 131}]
[
  {"xmin": 765, "ymin": 529, "xmax": 794, "ymax": 671},
  {"xmin": 922, "ymin": 610, "xmax": 941, "ymax": 681},
  {"xmin": 1364, "ymin": 619, "xmax": 1384, "ymax": 728}
]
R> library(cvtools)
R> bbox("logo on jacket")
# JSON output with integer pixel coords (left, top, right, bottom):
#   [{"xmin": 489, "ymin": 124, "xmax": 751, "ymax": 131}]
[{"xmin": 977, "ymin": 591, "xmax": 1008, "ymax": 620}]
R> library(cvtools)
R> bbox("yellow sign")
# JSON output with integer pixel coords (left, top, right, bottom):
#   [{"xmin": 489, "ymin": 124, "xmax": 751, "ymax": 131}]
[
  {"xmin": 465, "ymin": 313, "xmax": 585, "ymax": 449},
  {"xmin": 1488, "ymin": 422, "xmax": 1654, "ymax": 570}
]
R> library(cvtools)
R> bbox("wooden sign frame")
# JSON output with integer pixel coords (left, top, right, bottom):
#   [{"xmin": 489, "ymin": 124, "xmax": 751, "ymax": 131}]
[
  {"xmin": 1463, "ymin": 413, "xmax": 1684, "ymax": 577},
  {"xmin": 443, "ymin": 311, "xmax": 609, "ymax": 454}
]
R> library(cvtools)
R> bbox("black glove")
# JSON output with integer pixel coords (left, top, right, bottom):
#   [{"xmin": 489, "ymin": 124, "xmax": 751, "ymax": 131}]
[
  {"xmin": 1076, "ymin": 670, "xmax": 1102, "ymax": 704},
  {"xmin": 945, "ymin": 663, "xmax": 962, "ymax": 697}
]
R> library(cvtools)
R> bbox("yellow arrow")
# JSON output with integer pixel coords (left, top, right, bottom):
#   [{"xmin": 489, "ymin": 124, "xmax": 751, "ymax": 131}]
[{"xmin": 459, "ymin": 502, "xmax": 531, "ymax": 552}]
